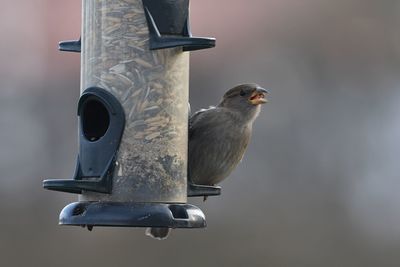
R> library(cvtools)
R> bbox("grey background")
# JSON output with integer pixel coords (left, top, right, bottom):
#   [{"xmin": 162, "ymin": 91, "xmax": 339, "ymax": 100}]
[{"xmin": 0, "ymin": 0, "xmax": 400, "ymax": 266}]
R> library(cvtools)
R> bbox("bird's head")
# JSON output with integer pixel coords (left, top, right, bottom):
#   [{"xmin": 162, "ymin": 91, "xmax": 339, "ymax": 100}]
[{"xmin": 219, "ymin": 84, "xmax": 269, "ymax": 119}]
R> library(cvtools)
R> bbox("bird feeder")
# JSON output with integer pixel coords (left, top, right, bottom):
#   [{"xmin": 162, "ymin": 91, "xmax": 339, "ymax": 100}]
[{"xmin": 43, "ymin": 0, "xmax": 220, "ymax": 230}]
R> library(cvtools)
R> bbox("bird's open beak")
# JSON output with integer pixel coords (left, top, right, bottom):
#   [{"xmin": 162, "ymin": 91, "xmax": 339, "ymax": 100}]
[{"xmin": 249, "ymin": 87, "xmax": 269, "ymax": 105}]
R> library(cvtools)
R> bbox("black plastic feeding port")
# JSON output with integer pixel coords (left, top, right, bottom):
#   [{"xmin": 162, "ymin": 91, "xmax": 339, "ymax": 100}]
[
  {"xmin": 187, "ymin": 183, "xmax": 221, "ymax": 197},
  {"xmin": 43, "ymin": 87, "xmax": 125, "ymax": 194},
  {"xmin": 58, "ymin": 0, "xmax": 215, "ymax": 52},
  {"xmin": 82, "ymin": 98, "xmax": 110, "ymax": 141},
  {"xmin": 59, "ymin": 38, "xmax": 81, "ymax": 53},
  {"xmin": 142, "ymin": 0, "xmax": 215, "ymax": 51}
]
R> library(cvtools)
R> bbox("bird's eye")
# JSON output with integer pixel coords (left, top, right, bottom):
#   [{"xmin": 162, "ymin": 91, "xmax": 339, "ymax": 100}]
[{"xmin": 239, "ymin": 90, "xmax": 246, "ymax": 96}]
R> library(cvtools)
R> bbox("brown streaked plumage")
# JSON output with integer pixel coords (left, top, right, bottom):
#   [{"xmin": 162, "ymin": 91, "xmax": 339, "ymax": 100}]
[
  {"xmin": 147, "ymin": 83, "xmax": 268, "ymax": 240},
  {"xmin": 188, "ymin": 83, "xmax": 268, "ymax": 187}
]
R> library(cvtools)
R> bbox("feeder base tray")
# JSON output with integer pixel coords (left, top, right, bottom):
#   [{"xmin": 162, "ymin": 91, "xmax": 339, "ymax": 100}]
[{"xmin": 59, "ymin": 201, "xmax": 206, "ymax": 230}]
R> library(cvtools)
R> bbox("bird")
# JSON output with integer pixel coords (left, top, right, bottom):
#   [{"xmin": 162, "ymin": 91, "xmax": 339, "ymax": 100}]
[{"xmin": 146, "ymin": 83, "xmax": 268, "ymax": 240}]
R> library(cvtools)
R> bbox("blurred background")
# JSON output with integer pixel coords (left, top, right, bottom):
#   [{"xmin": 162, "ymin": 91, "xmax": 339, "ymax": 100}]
[{"xmin": 1, "ymin": 0, "xmax": 400, "ymax": 266}]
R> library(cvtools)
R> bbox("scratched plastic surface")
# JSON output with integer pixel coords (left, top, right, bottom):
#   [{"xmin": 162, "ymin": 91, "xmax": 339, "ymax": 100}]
[{"xmin": 80, "ymin": 0, "xmax": 189, "ymax": 203}]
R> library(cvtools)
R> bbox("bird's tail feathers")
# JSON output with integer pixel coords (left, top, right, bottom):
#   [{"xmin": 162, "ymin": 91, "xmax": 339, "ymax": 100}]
[{"xmin": 145, "ymin": 227, "xmax": 171, "ymax": 240}]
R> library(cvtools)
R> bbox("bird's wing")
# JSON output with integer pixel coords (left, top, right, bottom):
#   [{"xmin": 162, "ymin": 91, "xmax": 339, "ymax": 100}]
[
  {"xmin": 188, "ymin": 107, "xmax": 223, "ymax": 183},
  {"xmin": 189, "ymin": 106, "xmax": 216, "ymax": 138},
  {"xmin": 188, "ymin": 106, "xmax": 251, "ymax": 185}
]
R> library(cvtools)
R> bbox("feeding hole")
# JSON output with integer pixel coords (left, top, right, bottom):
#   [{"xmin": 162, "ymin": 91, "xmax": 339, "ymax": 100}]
[
  {"xmin": 81, "ymin": 98, "xmax": 110, "ymax": 142},
  {"xmin": 169, "ymin": 205, "xmax": 189, "ymax": 219},
  {"xmin": 72, "ymin": 204, "xmax": 87, "ymax": 216}
]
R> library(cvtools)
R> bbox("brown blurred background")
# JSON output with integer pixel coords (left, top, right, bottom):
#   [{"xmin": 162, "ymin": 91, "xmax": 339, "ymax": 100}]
[{"xmin": 1, "ymin": 0, "xmax": 400, "ymax": 266}]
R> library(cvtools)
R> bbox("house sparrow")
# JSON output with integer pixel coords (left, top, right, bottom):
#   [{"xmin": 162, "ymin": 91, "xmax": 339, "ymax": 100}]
[{"xmin": 146, "ymin": 83, "xmax": 268, "ymax": 240}]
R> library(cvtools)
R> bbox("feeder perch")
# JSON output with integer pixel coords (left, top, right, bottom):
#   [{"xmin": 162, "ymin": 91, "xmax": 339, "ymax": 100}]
[{"xmin": 43, "ymin": 0, "xmax": 220, "ymax": 231}]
